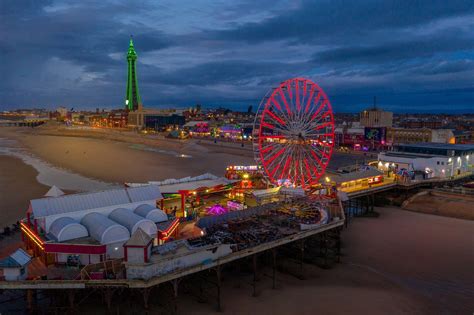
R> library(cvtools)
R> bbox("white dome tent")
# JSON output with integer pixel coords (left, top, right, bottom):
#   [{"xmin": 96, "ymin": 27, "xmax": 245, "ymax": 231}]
[
  {"xmin": 81, "ymin": 212, "xmax": 130, "ymax": 258},
  {"xmin": 48, "ymin": 217, "xmax": 88, "ymax": 242},
  {"xmin": 108, "ymin": 208, "xmax": 158, "ymax": 237},
  {"xmin": 134, "ymin": 204, "xmax": 168, "ymax": 223}
]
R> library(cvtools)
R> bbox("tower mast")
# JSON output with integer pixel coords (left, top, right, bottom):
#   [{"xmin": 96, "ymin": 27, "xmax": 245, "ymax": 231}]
[{"xmin": 125, "ymin": 37, "xmax": 142, "ymax": 111}]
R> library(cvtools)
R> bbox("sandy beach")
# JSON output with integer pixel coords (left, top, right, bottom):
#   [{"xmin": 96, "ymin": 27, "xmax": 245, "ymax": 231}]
[
  {"xmin": 0, "ymin": 127, "xmax": 254, "ymax": 184},
  {"xmin": 170, "ymin": 207, "xmax": 473, "ymax": 315},
  {"xmin": 0, "ymin": 155, "xmax": 49, "ymax": 226}
]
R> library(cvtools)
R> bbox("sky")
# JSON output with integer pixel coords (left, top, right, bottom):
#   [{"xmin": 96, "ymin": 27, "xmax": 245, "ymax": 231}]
[{"xmin": 0, "ymin": 0, "xmax": 473, "ymax": 113}]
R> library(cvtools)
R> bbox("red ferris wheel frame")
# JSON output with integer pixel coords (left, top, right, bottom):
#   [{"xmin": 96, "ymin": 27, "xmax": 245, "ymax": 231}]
[{"xmin": 252, "ymin": 78, "xmax": 335, "ymax": 188}]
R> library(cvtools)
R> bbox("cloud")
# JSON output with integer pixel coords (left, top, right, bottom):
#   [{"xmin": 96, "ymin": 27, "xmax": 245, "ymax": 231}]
[{"xmin": 0, "ymin": 0, "xmax": 473, "ymax": 112}]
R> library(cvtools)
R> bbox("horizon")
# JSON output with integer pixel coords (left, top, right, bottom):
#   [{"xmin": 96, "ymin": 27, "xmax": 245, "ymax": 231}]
[{"xmin": 2, "ymin": 102, "xmax": 474, "ymax": 115}]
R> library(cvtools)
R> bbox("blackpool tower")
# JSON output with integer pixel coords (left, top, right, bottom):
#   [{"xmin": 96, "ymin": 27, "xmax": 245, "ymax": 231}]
[{"xmin": 125, "ymin": 37, "xmax": 142, "ymax": 111}]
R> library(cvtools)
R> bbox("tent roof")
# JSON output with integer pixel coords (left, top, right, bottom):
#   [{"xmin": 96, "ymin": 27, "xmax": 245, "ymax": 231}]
[
  {"xmin": 157, "ymin": 178, "xmax": 235, "ymax": 193},
  {"xmin": 126, "ymin": 174, "xmax": 237, "ymax": 193},
  {"xmin": 44, "ymin": 185, "xmax": 65, "ymax": 197},
  {"xmin": 30, "ymin": 185, "xmax": 163, "ymax": 218},
  {"xmin": 134, "ymin": 204, "xmax": 168, "ymax": 223},
  {"xmin": 81, "ymin": 212, "xmax": 130, "ymax": 245},
  {"xmin": 124, "ymin": 228, "xmax": 152, "ymax": 247},
  {"xmin": 109, "ymin": 208, "xmax": 157, "ymax": 236},
  {"xmin": 48, "ymin": 217, "xmax": 88, "ymax": 242}
]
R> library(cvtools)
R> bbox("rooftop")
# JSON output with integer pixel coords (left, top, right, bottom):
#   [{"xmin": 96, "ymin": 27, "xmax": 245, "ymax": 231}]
[
  {"xmin": 29, "ymin": 185, "xmax": 163, "ymax": 218},
  {"xmin": 381, "ymin": 152, "xmax": 446, "ymax": 159},
  {"xmin": 0, "ymin": 249, "xmax": 31, "ymax": 268},
  {"xmin": 396, "ymin": 143, "xmax": 474, "ymax": 151}
]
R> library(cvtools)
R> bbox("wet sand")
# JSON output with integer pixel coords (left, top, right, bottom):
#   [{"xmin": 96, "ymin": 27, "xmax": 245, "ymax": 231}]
[
  {"xmin": 0, "ymin": 128, "xmax": 254, "ymax": 184},
  {"xmin": 403, "ymin": 190, "xmax": 474, "ymax": 220},
  {"xmin": 0, "ymin": 155, "xmax": 49, "ymax": 226}
]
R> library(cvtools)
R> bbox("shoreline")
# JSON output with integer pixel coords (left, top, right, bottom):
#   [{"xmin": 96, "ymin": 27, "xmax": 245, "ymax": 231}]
[
  {"xmin": 0, "ymin": 127, "xmax": 255, "ymax": 184},
  {"xmin": 0, "ymin": 155, "xmax": 50, "ymax": 226}
]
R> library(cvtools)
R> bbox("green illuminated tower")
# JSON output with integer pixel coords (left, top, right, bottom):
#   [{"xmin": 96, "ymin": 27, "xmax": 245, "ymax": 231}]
[{"xmin": 125, "ymin": 37, "xmax": 142, "ymax": 111}]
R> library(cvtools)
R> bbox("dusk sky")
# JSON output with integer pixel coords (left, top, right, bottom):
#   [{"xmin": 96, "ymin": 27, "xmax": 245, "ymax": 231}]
[{"xmin": 1, "ymin": 0, "xmax": 473, "ymax": 113}]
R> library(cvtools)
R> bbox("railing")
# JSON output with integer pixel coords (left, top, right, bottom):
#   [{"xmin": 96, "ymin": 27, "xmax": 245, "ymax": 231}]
[{"xmin": 80, "ymin": 259, "xmax": 124, "ymax": 280}]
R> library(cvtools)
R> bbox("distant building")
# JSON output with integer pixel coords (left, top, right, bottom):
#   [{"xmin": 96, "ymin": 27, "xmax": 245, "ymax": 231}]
[
  {"xmin": 360, "ymin": 106, "xmax": 393, "ymax": 128},
  {"xmin": 107, "ymin": 110, "xmax": 128, "ymax": 128},
  {"xmin": 399, "ymin": 119, "xmax": 443, "ymax": 129},
  {"xmin": 386, "ymin": 128, "xmax": 455, "ymax": 145},
  {"xmin": 56, "ymin": 106, "xmax": 68, "ymax": 119},
  {"xmin": 128, "ymin": 109, "xmax": 185, "ymax": 131}
]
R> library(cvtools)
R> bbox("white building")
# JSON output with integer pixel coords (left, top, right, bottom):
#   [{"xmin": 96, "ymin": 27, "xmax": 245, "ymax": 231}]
[
  {"xmin": 0, "ymin": 249, "xmax": 32, "ymax": 281},
  {"xmin": 378, "ymin": 143, "xmax": 473, "ymax": 178}
]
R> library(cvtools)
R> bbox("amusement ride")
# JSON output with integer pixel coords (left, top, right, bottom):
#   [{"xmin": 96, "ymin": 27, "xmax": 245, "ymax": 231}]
[{"xmin": 253, "ymin": 78, "xmax": 335, "ymax": 188}]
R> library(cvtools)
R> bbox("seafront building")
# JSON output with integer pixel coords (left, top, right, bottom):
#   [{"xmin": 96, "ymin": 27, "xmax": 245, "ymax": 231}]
[
  {"xmin": 386, "ymin": 127, "xmax": 455, "ymax": 144},
  {"xmin": 377, "ymin": 143, "xmax": 474, "ymax": 178},
  {"xmin": 359, "ymin": 106, "xmax": 393, "ymax": 128}
]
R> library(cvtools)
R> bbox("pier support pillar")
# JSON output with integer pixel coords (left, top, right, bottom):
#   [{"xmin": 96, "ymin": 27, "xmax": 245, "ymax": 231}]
[
  {"xmin": 104, "ymin": 287, "xmax": 114, "ymax": 311},
  {"xmin": 67, "ymin": 289, "xmax": 75, "ymax": 311},
  {"xmin": 172, "ymin": 279, "xmax": 180, "ymax": 315},
  {"xmin": 336, "ymin": 230, "xmax": 341, "ymax": 263},
  {"xmin": 26, "ymin": 289, "xmax": 35, "ymax": 313},
  {"xmin": 252, "ymin": 254, "xmax": 258, "ymax": 297},
  {"xmin": 142, "ymin": 287, "xmax": 151, "ymax": 310},
  {"xmin": 299, "ymin": 239, "xmax": 305, "ymax": 280},
  {"xmin": 216, "ymin": 265, "xmax": 222, "ymax": 312},
  {"xmin": 235, "ymin": 261, "xmax": 242, "ymax": 289},
  {"xmin": 272, "ymin": 248, "xmax": 277, "ymax": 289}
]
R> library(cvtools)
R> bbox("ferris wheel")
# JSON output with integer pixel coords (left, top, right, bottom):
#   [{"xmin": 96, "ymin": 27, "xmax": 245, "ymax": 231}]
[{"xmin": 253, "ymin": 78, "xmax": 335, "ymax": 188}]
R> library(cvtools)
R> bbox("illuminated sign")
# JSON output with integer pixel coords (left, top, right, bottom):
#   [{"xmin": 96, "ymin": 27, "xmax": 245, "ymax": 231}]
[{"xmin": 227, "ymin": 165, "xmax": 260, "ymax": 171}]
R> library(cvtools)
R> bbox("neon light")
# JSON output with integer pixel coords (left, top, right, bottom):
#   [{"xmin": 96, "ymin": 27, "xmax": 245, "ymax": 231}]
[
  {"xmin": 261, "ymin": 146, "xmax": 274, "ymax": 154},
  {"xmin": 304, "ymin": 158, "xmax": 313, "ymax": 179},
  {"xmin": 265, "ymin": 147, "xmax": 286, "ymax": 165},
  {"xmin": 314, "ymin": 121, "xmax": 333, "ymax": 131},
  {"xmin": 261, "ymin": 122, "xmax": 275, "ymax": 129},
  {"xmin": 310, "ymin": 99, "xmax": 327, "ymax": 121},
  {"xmin": 264, "ymin": 110, "xmax": 286, "ymax": 125},
  {"xmin": 261, "ymin": 135, "xmax": 285, "ymax": 139},
  {"xmin": 21, "ymin": 223, "xmax": 44, "ymax": 250},
  {"xmin": 280, "ymin": 156, "xmax": 291, "ymax": 180},
  {"xmin": 295, "ymin": 81, "xmax": 300, "ymax": 111},
  {"xmin": 207, "ymin": 204, "xmax": 228, "ymax": 216},
  {"xmin": 270, "ymin": 96, "xmax": 282, "ymax": 111},
  {"xmin": 160, "ymin": 218, "xmax": 180, "ymax": 241},
  {"xmin": 304, "ymin": 86, "xmax": 316, "ymax": 113},
  {"xmin": 268, "ymin": 163, "xmax": 279, "ymax": 179},
  {"xmin": 278, "ymin": 88, "xmax": 292, "ymax": 115},
  {"xmin": 287, "ymin": 80, "xmax": 293, "ymax": 101}
]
